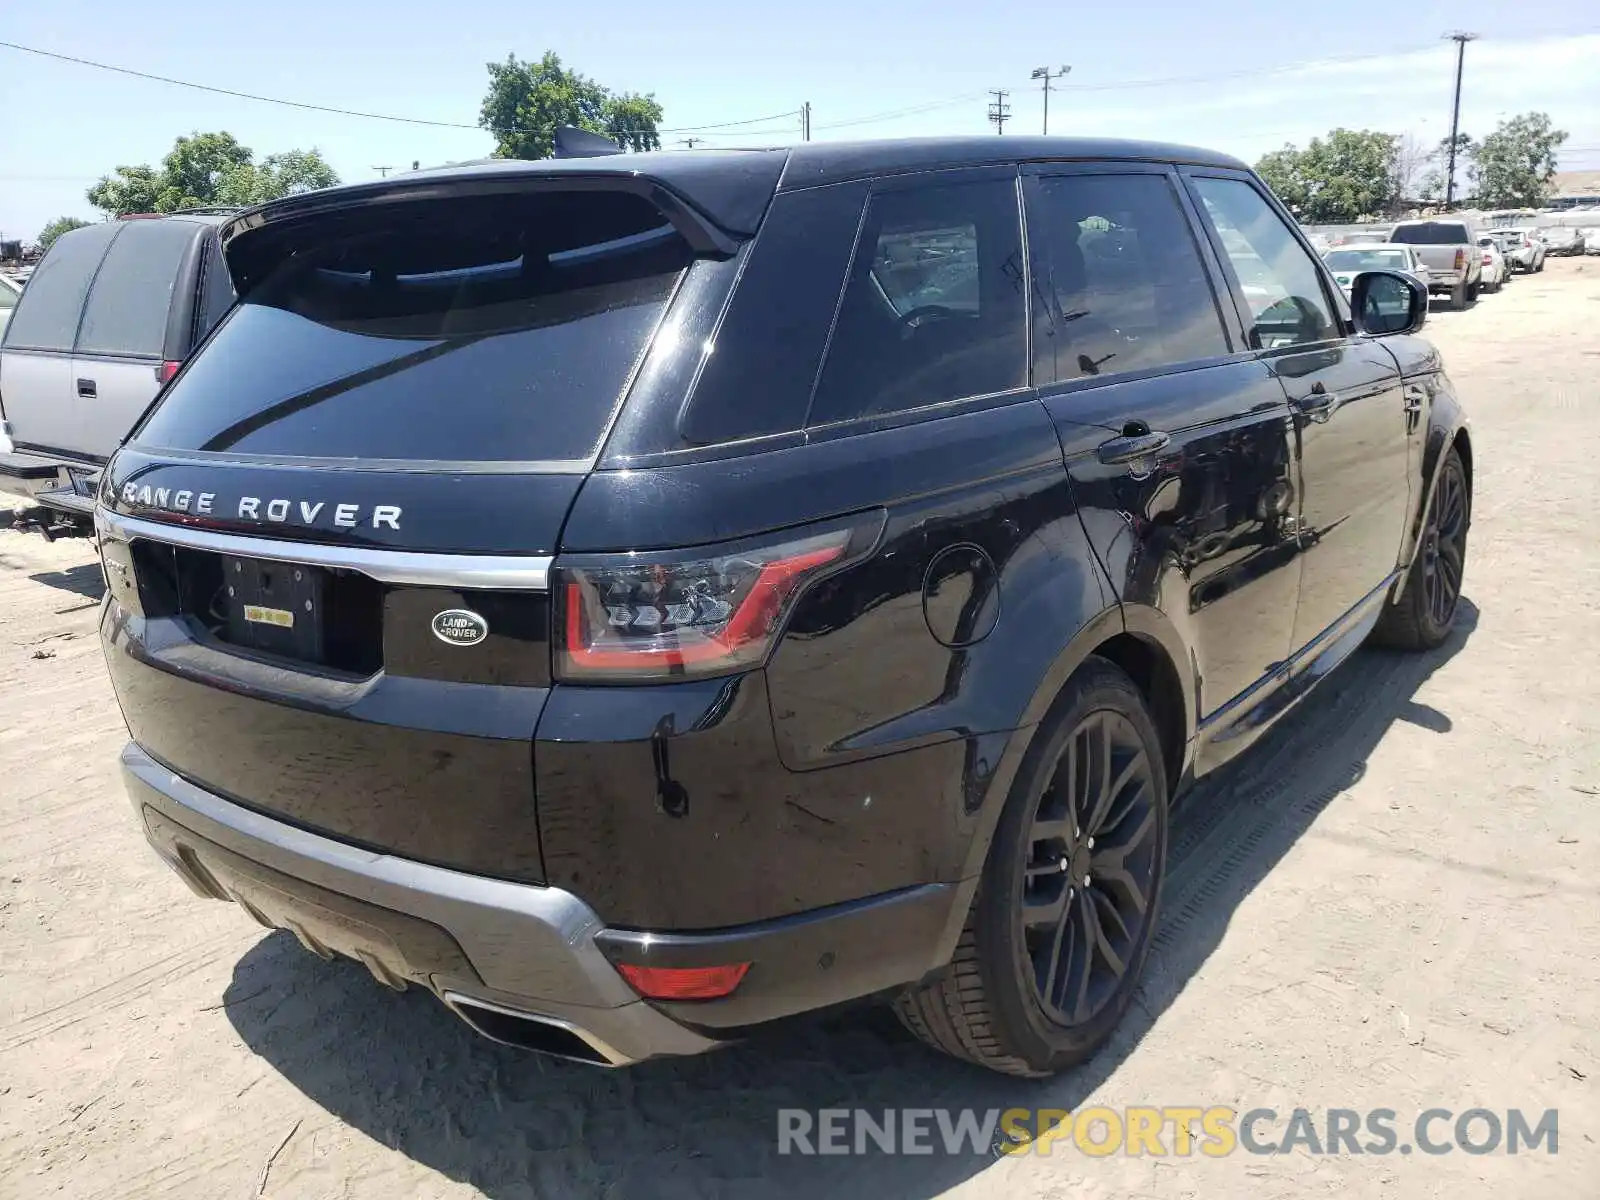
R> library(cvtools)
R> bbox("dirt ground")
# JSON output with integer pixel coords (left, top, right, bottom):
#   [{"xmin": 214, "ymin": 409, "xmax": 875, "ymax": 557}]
[{"xmin": 2, "ymin": 259, "xmax": 1597, "ymax": 1199}]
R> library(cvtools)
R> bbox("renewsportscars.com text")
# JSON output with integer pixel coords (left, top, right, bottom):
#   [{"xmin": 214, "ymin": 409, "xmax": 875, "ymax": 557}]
[{"xmin": 776, "ymin": 1106, "xmax": 1559, "ymax": 1157}]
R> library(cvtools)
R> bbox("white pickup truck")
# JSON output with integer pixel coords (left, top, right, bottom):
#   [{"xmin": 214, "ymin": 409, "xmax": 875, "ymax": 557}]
[{"xmin": 1387, "ymin": 218, "xmax": 1482, "ymax": 310}]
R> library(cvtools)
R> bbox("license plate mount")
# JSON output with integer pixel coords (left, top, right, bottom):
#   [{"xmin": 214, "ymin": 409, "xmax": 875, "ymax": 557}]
[{"xmin": 222, "ymin": 555, "xmax": 325, "ymax": 662}]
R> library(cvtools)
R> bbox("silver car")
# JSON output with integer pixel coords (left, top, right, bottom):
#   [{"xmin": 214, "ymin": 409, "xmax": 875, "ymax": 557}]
[{"xmin": 0, "ymin": 274, "xmax": 21, "ymax": 342}]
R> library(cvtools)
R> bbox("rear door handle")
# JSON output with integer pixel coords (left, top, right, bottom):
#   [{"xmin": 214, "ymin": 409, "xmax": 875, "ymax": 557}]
[
  {"xmin": 1096, "ymin": 429, "xmax": 1171, "ymax": 468},
  {"xmin": 77, "ymin": 378, "xmax": 97, "ymax": 398}
]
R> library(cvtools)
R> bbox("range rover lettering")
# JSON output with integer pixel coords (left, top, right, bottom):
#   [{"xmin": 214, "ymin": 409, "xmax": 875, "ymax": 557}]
[{"xmin": 96, "ymin": 136, "xmax": 1471, "ymax": 1075}]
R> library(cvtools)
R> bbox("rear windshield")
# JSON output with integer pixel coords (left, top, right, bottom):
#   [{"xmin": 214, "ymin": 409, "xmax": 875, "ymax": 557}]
[
  {"xmin": 2, "ymin": 223, "xmax": 119, "ymax": 352},
  {"xmin": 1323, "ymin": 248, "xmax": 1411, "ymax": 272},
  {"xmin": 134, "ymin": 190, "xmax": 690, "ymax": 464},
  {"xmin": 1389, "ymin": 222, "xmax": 1470, "ymax": 245},
  {"xmin": 78, "ymin": 219, "xmax": 196, "ymax": 357}
]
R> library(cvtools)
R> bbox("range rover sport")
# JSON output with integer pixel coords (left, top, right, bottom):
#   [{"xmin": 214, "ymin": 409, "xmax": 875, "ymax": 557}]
[{"xmin": 96, "ymin": 138, "xmax": 1471, "ymax": 1076}]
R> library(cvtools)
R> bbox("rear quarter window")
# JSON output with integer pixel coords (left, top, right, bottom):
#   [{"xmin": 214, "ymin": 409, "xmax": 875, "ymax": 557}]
[
  {"xmin": 806, "ymin": 176, "xmax": 1026, "ymax": 427},
  {"xmin": 1, "ymin": 223, "xmax": 119, "ymax": 352},
  {"xmin": 77, "ymin": 220, "xmax": 198, "ymax": 357},
  {"xmin": 1390, "ymin": 222, "xmax": 1470, "ymax": 245},
  {"xmin": 134, "ymin": 190, "xmax": 691, "ymax": 464}
]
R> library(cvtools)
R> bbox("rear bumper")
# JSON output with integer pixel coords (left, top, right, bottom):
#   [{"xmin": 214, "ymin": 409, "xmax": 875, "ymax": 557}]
[{"xmin": 121, "ymin": 741, "xmax": 961, "ymax": 1063}]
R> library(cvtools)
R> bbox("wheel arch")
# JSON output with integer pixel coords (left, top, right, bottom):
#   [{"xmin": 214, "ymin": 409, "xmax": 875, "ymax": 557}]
[{"xmin": 954, "ymin": 602, "xmax": 1196, "ymax": 885}]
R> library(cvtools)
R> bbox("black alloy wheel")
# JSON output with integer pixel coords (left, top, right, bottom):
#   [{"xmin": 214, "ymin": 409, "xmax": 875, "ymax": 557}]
[
  {"xmin": 1420, "ymin": 453, "xmax": 1468, "ymax": 630},
  {"xmin": 1021, "ymin": 710, "xmax": 1160, "ymax": 1027},
  {"xmin": 1374, "ymin": 445, "xmax": 1470, "ymax": 651},
  {"xmin": 893, "ymin": 658, "xmax": 1169, "ymax": 1077}
]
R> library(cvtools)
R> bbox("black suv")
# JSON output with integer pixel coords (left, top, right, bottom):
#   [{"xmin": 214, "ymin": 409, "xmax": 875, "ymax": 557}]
[{"xmin": 96, "ymin": 138, "xmax": 1471, "ymax": 1076}]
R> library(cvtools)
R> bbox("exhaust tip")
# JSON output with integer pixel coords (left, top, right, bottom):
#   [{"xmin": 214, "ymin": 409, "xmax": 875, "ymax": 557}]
[{"xmin": 442, "ymin": 993, "xmax": 630, "ymax": 1067}]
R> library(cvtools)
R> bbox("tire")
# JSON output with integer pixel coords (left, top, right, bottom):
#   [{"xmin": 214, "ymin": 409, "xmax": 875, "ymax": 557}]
[
  {"xmin": 1449, "ymin": 281, "xmax": 1468, "ymax": 310},
  {"xmin": 894, "ymin": 658, "xmax": 1168, "ymax": 1076},
  {"xmin": 1374, "ymin": 447, "xmax": 1470, "ymax": 651},
  {"xmin": 1466, "ymin": 280, "xmax": 1480, "ymax": 303},
  {"xmin": 1535, "ymin": 257, "xmax": 1545, "ymax": 273}
]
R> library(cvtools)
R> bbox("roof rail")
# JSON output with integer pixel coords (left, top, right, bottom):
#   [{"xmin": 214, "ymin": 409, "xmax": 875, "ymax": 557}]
[{"xmin": 117, "ymin": 205, "xmax": 245, "ymax": 220}]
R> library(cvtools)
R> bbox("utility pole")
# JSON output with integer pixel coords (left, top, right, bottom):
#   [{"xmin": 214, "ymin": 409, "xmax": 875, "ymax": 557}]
[
  {"xmin": 801, "ymin": 102, "xmax": 811, "ymax": 142},
  {"xmin": 371, "ymin": 165, "xmax": 392, "ymax": 178},
  {"xmin": 678, "ymin": 137, "xmax": 704, "ymax": 149},
  {"xmin": 1443, "ymin": 31, "xmax": 1478, "ymax": 210},
  {"xmin": 987, "ymin": 90, "xmax": 1011, "ymax": 135},
  {"xmin": 1030, "ymin": 65, "xmax": 1071, "ymax": 135}
]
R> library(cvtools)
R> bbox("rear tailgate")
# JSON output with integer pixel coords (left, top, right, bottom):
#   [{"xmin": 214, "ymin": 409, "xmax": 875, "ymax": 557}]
[{"xmin": 98, "ymin": 176, "xmax": 738, "ymax": 882}]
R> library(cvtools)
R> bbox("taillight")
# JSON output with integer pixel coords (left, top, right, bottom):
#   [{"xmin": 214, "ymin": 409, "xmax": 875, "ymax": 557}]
[
  {"xmin": 1482, "ymin": 251, "xmax": 1493, "ymax": 264},
  {"xmin": 616, "ymin": 962, "xmax": 750, "ymax": 1000},
  {"xmin": 1454, "ymin": 248, "xmax": 1466, "ymax": 271},
  {"xmin": 554, "ymin": 521, "xmax": 874, "ymax": 682},
  {"xmin": 156, "ymin": 360, "xmax": 181, "ymax": 384}
]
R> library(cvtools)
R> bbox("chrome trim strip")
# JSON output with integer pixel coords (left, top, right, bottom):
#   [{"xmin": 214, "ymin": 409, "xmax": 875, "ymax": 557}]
[{"xmin": 96, "ymin": 507, "xmax": 552, "ymax": 591}]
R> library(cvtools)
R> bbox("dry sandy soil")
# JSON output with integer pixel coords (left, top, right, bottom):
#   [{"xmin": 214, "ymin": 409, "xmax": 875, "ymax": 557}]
[{"xmin": 1, "ymin": 259, "xmax": 1597, "ymax": 1199}]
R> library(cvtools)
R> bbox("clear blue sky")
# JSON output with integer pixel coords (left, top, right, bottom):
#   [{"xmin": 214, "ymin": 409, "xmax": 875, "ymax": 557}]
[{"xmin": 3, "ymin": 0, "xmax": 1598, "ymax": 240}]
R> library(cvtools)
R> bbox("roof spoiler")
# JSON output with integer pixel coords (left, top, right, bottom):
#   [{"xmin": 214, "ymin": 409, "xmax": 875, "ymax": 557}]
[{"xmin": 553, "ymin": 127, "xmax": 623, "ymax": 159}]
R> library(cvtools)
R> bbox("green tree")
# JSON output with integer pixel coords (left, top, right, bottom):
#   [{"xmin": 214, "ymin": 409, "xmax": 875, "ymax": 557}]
[
  {"xmin": 1469, "ymin": 112, "xmax": 1568, "ymax": 208},
  {"xmin": 1255, "ymin": 144, "xmax": 1309, "ymax": 213},
  {"xmin": 87, "ymin": 133, "xmax": 341, "ymax": 216},
  {"xmin": 37, "ymin": 216, "xmax": 93, "ymax": 251},
  {"xmin": 1254, "ymin": 130, "xmax": 1398, "ymax": 222},
  {"xmin": 86, "ymin": 164, "xmax": 162, "ymax": 216},
  {"xmin": 156, "ymin": 131, "xmax": 254, "ymax": 209},
  {"xmin": 214, "ymin": 149, "xmax": 341, "ymax": 207},
  {"xmin": 479, "ymin": 52, "xmax": 663, "ymax": 159}
]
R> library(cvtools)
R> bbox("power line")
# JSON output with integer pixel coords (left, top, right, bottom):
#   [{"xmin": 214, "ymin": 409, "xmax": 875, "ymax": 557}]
[
  {"xmin": 0, "ymin": 38, "xmax": 793, "ymax": 137},
  {"xmin": 813, "ymin": 91, "xmax": 991, "ymax": 131}
]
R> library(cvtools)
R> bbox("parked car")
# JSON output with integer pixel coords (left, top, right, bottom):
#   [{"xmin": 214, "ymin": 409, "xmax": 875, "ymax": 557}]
[
  {"xmin": 1476, "ymin": 236, "xmax": 1509, "ymax": 292},
  {"xmin": 1538, "ymin": 226, "xmax": 1586, "ymax": 256},
  {"xmin": 1493, "ymin": 227, "xmax": 1546, "ymax": 273},
  {"xmin": 0, "ymin": 273, "xmax": 20, "ymax": 341},
  {"xmin": 0, "ymin": 210, "xmax": 237, "ymax": 534},
  {"xmin": 96, "ymin": 136, "xmax": 1471, "ymax": 1077},
  {"xmin": 1583, "ymin": 228, "xmax": 1600, "ymax": 255},
  {"xmin": 1387, "ymin": 218, "xmax": 1483, "ymax": 309},
  {"xmin": 1321, "ymin": 243, "xmax": 1432, "ymax": 298}
]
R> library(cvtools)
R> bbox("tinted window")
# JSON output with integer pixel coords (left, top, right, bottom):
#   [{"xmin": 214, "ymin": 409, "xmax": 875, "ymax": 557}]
[
  {"xmin": 1029, "ymin": 174, "xmax": 1228, "ymax": 384},
  {"xmin": 1193, "ymin": 177, "xmax": 1339, "ymax": 350},
  {"xmin": 77, "ymin": 220, "xmax": 196, "ymax": 357},
  {"xmin": 1, "ymin": 223, "xmax": 118, "ymax": 352},
  {"xmin": 196, "ymin": 235, "xmax": 237, "ymax": 343},
  {"xmin": 1389, "ymin": 221, "xmax": 1471, "ymax": 245},
  {"xmin": 808, "ymin": 178, "xmax": 1025, "ymax": 427},
  {"xmin": 136, "ymin": 191, "xmax": 690, "ymax": 463},
  {"xmin": 1323, "ymin": 248, "xmax": 1412, "ymax": 272},
  {"xmin": 681, "ymin": 182, "xmax": 867, "ymax": 444}
]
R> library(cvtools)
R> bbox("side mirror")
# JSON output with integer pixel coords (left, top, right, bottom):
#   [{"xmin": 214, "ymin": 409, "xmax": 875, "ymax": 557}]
[{"xmin": 1351, "ymin": 270, "xmax": 1427, "ymax": 336}]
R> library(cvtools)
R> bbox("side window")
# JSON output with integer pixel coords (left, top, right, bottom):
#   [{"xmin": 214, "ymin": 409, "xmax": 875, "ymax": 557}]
[
  {"xmin": 808, "ymin": 177, "xmax": 1026, "ymax": 427},
  {"xmin": 196, "ymin": 235, "xmax": 237, "ymax": 342},
  {"xmin": 1028, "ymin": 173, "xmax": 1229, "ymax": 385},
  {"xmin": 1, "ymin": 223, "xmax": 119, "ymax": 352},
  {"xmin": 77, "ymin": 220, "xmax": 196, "ymax": 357},
  {"xmin": 681, "ymin": 182, "xmax": 867, "ymax": 445},
  {"xmin": 1191, "ymin": 177, "xmax": 1339, "ymax": 350}
]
